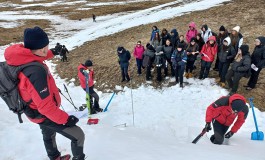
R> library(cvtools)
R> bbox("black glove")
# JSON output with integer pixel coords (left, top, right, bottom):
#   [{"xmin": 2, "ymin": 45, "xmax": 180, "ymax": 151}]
[
  {"xmin": 50, "ymin": 48, "xmax": 59, "ymax": 55},
  {"xmin": 225, "ymin": 131, "xmax": 234, "ymax": 138},
  {"xmin": 204, "ymin": 122, "xmax": 211, "ymax": 132},
  {"xmin": 65, "ymin": 115, "xmax": 79, "ymax": 127}
]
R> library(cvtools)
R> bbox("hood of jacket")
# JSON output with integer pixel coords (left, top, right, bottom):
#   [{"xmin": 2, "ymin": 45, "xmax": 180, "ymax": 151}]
[
  {"xmin": 223, "ymin": 37, "xmax": 231, "ymax": 46},
  {"xmin": 189, "ymin": 22, "xmax": 196, "ymax": 28},
  {"xmin": 4, "ymin": 44, "xmax": 53, "ymax": 66},
  {"xmin": 257, "ymin": 36, "xmax": 265, "ymax": 45}
]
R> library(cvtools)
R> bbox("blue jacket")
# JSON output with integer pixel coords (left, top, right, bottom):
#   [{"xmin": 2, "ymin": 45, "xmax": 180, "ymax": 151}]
[{"xmin": 171, "ymin": 49, "xmax": 187, "ymax": 67}]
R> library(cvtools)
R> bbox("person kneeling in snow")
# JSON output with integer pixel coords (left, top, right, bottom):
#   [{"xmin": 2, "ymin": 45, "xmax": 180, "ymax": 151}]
[
  {"xmin": 204, "ymin": 94, "xmax": 249, "ymax": 144},
  {"xmin": 78, "ymin": 60, "xmax": 103, "ymax": 113}
]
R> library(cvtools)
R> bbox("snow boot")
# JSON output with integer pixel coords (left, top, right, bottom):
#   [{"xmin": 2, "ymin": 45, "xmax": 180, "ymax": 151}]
[
  {"xmin": 184, "ymin": 72, "xmax": 189, "ymax": 78},
  {"xmin": 219, "ymin": 82, "xmax": 226, "ymax": 88},
  {"xmin": 55, "ymin": 154, "xmax": 71, "ymax": 160},
  {"xmin": 188, "ymin": 73, "xmax": 193, "ymax": 78}
]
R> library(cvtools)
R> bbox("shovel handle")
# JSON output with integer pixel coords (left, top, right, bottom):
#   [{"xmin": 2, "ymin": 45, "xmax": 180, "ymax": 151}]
[{"xmin": 249, "ymin": 98, "xmax": 260, "ymax": 133}]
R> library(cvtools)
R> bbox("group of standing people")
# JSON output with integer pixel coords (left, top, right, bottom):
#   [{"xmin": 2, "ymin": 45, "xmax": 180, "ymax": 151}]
[{"xmin": 116, "ymin": 22, "xmax": 265, "ymax": 94}]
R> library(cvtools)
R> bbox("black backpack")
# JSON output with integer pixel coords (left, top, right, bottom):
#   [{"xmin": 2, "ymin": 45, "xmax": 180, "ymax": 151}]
[{"xmin": 0, "ymin": 61, "xmax": 44, "ymax": 123}]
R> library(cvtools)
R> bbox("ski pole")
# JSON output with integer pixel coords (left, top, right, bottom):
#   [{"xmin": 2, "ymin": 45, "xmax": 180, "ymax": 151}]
[
  {"xmin": 58, "ymin": 88, "xmax": 78, "ymax": 111},
  {"xmin": 129, "ymin": 66, "xmax": 135, "ymax": 127},
  {"xmin": 63, "ymin": 84, "xmax": 76, "ymax": 108}
]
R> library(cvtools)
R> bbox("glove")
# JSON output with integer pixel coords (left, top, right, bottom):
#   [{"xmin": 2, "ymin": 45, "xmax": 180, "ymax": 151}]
[
  {"xmin": 225, "ymin": 131, "xmax": 234, "ymax": 138},
  {"xmin": 204, "ymin": 122, "xmax": 211, "ymax": 132},
  {"xmin": 65, "ymin": 115, "xmax": 79, "ymax": 127},
  {"xmin": 50, "ymin": 48, "xmax": 59, "ymax": 55}
]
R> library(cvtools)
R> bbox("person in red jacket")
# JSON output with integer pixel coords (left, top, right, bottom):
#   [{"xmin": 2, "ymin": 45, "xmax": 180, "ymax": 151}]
[
  {"xmin": 199, "ymin": 36, "xmax": 218, "ymax": 79},
  {"xmin": 4, "ymin": 26, "xmax": 85, "ymax": 160},
  {"xmin": 77, "ymin": 60, "xmax": 103, "ymax": 113},
  {"xmin": 203, "ymin": 94, "xmax": 249, "ymax": 145}
]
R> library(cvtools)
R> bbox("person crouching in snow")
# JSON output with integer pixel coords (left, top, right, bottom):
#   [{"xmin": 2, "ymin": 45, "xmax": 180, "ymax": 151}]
[
  {"xmin": 171, "ymin": 43, "xmax": 187, "ymax": 88},
  {"xmin": 117, "ymin": 46, "xmax": 131, "ymax": 82},
  {"xmin": 204, "ymin": 94, "xmax": 248, "ymax": 145},
  {"xmin": 78, "ymin": 60, "xmax": 103, "ymax": 113}
]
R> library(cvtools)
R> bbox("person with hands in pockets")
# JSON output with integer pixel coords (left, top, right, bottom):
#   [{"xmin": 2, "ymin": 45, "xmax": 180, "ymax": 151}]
[{"xmin": 204, "ymin": 94, "xmax": 249, "ymax": 145}]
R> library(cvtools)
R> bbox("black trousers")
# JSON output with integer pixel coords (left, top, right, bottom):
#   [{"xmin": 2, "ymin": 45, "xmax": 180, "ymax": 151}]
[
  {"xmin": 156, "ymin": 66, "xmax": 162, "ymax": 81},
  {"xmin": 146, "ymin": 65, "xmax": 152, "ymax": 80},
  {"xmin": 199, "ymin": 60, "xmax": 212, "ymax": 79},
  {"xmin": 247, "ymin": 68, "xmax": 262, "ymax": 88},
  {"xmin": 89, "ymin": 86, "xmax": 100, "ymax": 108},
  {"xmin": 211, "ymin": 120, "xmax": 229, "ymax": 144},
  {"xmin": 225, "ymin": 69, "xmax": 245, "ymax": 93},
  {"xmin": 218, "ymin": 62, "xmax": 230, "ymax": 83},
  {"xmin": 213, "ymin": 57, "xmax": 219, "ymax": 69},
  {"xmin": 120, "ymin": 64, "xmax": 130, "ymax": 81},
  {"xmin": 39, "ymin": 119, "xmax": 85, "ymax": 160},
  {"xmin": 174, "ymin": 65, "xmax": 185, "ymax": 84},
  {"xmin": 186, "ymin": 60, "xmax": 195, "ymax": 73}
]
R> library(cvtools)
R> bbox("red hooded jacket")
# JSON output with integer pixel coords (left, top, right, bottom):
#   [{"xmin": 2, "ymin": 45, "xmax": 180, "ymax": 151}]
[
  {"xmin": 4, "ymin": 44, "xmax": 69, "ymax": 124},
  {"xmin": 205, "ymin": 94, "xmax": 248, "ymax": 133},
  {"xmin": 200, "ymin": 36, "xmax": 218, "ymax": 62},
  {"xmin": 77, "ymin": 64, "xmax": 94, "ymax": 89}
]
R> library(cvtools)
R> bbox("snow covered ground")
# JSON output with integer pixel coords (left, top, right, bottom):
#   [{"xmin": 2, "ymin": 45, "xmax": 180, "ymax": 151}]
[{"xmin": 0, "ymin": 0, "xmax": 265, "ymax": 159}]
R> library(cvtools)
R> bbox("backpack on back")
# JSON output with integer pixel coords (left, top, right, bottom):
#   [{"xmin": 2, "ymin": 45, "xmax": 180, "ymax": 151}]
[{"xmin": 0, "ymin": 61, "xmax": 43, "ymax": 123}]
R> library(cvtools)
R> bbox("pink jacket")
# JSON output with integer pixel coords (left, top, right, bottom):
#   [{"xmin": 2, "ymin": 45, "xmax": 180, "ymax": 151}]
[
  {"xmin": 186, "ymin": 22, "xmax": 198, "ymax": 43},
  {"xmin": 133, "ymin": 45, "xmax": 145, "ymax": 59}
]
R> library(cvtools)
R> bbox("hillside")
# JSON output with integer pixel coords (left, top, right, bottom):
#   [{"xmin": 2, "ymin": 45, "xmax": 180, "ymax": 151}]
[{"xmin": 54, "ymin": 0, "xmax": 265, "ymax": 110}]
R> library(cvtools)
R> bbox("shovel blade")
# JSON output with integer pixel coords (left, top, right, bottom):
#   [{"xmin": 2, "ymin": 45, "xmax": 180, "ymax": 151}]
[{"xmin": 251, "ymin": 131, "xmax": 264, "ymax": 141}]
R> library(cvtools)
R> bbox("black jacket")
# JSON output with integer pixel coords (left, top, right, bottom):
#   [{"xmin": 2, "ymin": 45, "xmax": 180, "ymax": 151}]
[
  {"xmin": 251, "ymin": 45, "xmax": 265, "ymax": 68},
  {"xmin": 118, "ymin": 50, "xmax": 131, "ymax": 64},
  {"xmin": 232, "ymin": 54, "xmax": 251, "ymax": 73},
  {"xmin": 218, "ymin": 45, "xmax": 236, "ymax": 63},
  {"xmin": 186, "ymin": 44, "xmax": 199, "ymax": 61}
]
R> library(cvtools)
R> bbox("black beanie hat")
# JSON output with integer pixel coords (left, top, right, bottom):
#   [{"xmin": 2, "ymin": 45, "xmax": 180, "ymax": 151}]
[
  {"xmin": 219, "ymin": 25, "xmax": 226, "ymax": 31},
  {"xmin": 24, "ymin": 26, "xmax": 49, "ymax": 50},
  {"xmin": 177, "ymin": 43, "xmax": 185, "ymax": 49},
  {"xmin": 117, "ymin": 46, "xmax": 124, "ymax": 52},
  {"xmin": 85, "ymin": 60, "xmax": 93, "ymax": 67},
  {"xmin": 190, "ymin": 37, "xmax": 196, "ymax": 43},
  {"xmin": 231, "ymin": 99, "xmax": 246, "ymax": 112},
  {"xmin": 240, "ymin": 45, "xmax": 249, "ymax": 55}
]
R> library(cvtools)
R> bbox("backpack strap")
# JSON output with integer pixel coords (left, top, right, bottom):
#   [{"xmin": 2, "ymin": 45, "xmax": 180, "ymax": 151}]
[{"xmin": 12, "ymin": 62, "xmax": 46, "ymax": 123}]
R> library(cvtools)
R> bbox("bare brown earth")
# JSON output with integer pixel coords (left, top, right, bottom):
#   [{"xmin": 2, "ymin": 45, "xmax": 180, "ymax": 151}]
[
  {"xmin": 55, "ymin": 0, "xmax": 265, "ymax": 110},
  {"xmin": 0, "ymin": 0, "xmax": 264, "ymax": 109}
]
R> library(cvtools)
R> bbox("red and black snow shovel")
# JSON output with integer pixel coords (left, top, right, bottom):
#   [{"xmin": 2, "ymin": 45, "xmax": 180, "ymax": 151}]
[{"xmin": 192, "ymin": 129, "xmax": 207, "ymax": 144}]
